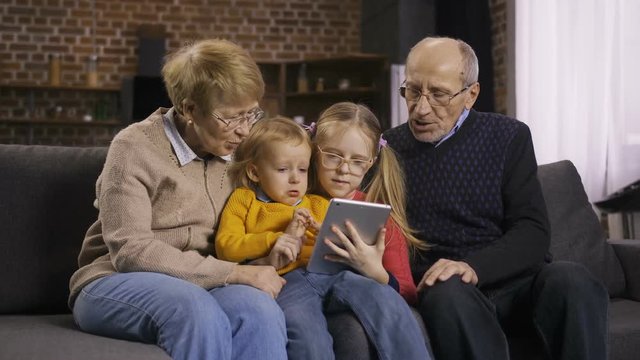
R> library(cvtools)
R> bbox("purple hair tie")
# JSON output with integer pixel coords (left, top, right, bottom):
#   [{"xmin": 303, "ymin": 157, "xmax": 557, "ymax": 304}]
[
  {"xmin": 304, "ymin": 122, "xmax": 317, "ymax": 136},
  {"xmin": 378, "ymin": 136, "xmax": 387, "ymax": 152}
]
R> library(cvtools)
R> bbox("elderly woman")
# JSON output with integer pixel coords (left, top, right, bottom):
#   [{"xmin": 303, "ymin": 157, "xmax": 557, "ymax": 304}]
[{"xmin": 68, "ymin": 39, "xmax": 287, "ymax": 360}]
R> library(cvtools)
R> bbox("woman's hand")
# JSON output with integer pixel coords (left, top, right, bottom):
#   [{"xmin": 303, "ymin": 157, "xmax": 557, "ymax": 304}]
[
  {"xmin": 227, "ymin": 264, "xmax": 286, "ymax": 298},
  {"xmin": 323, "ymin": 221, "xmax": 389, "ymax": 284}
]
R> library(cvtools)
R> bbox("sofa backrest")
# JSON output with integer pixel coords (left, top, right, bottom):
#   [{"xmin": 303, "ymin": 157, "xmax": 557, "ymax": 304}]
[
  {"xmin": 0, "ymin": 144, "xmax": 108, "ymax": 314},
  {"xmin": 0, "ymin": 147, "xmax": 625, "ymax": 314},
  {"xmin": 537, "ymin": 160, "xmax": 626, "ymax": 296}
]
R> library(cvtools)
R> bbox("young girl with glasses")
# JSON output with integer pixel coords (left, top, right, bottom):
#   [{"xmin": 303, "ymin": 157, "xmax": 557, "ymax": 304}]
[
  {"xmin": 215, "ymin": 114, "xmax": 430, "ymax": 360},
  {"xmin": 310, "ymin": 102, "xmax": 425, "ymax": 304}
]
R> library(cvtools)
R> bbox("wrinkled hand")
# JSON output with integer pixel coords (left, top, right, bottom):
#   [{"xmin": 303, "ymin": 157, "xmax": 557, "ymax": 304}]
[
  {"xmin": 285, "ymin": 208, "xmax": 320, "ymax": 238},
  {"xmin": 268, "ymin": 234, "xmax": 303, "ymax": 270},
  {"xmin": 227, "ymin": 264, "xmax": 286, "ymax": 298},
  {"xmin": 324, "ymin": 221, "xmax": 389, "ymax": 284},
  {"xmin": 417, "ymin": 259, "xmax": 478, "ymax": 292}
]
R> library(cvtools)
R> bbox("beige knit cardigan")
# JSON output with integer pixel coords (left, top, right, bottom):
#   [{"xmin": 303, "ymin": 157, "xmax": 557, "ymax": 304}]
[{"xmin": 68, "ymin": 108, "xmax": 237, "ymax": 307}]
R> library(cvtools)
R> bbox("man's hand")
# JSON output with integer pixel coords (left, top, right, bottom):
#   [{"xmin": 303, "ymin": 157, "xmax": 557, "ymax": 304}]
[
  {"xmin": 227, "ymin": 264, "xmax": 286, "ymax": 298},
  {"xmin": 417, "ymin": 259, "xmax": 479, "ymax": 292},
  {"xmin": 267, "ymin": 234, "xmax": 303, "ymax": 270}
]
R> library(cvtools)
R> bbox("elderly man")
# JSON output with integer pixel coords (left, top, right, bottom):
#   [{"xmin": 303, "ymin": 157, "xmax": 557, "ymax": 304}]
[{"xmin": 383, "ymin": 36, "xmax": 608, "ymax": 360}]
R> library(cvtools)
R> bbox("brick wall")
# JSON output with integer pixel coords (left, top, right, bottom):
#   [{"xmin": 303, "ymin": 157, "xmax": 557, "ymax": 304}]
[
  {"xmin": 0, "ymin": 0, "xmax": 361, "ymax": 145},
  {"xmin": 1, "ymin": 0, "xmax": 361, "ymax": 88},
  {"xmin": 1, "ymin": 0, "xmax": 510, "ymax": 145}
]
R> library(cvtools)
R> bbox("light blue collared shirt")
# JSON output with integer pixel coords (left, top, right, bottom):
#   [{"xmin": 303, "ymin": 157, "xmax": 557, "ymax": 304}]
[
  {"xmin": 162, "ymin": 108, "xmax": 199, "ymax": 167},
  {"xmin": 433, "ymin": 108, "xmax": 470, "ymax": 147},
  {"xmin": 162, "ymin": 107, "xmax": 232, "ymax": 166},
  {"xmin": 255, "ymin": 186, "xmax": 274, "ymax": 203}
]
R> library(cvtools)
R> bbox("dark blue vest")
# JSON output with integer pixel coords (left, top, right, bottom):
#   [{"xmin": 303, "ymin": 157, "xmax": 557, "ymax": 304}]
[{"xmin": 385, "ymin": 111, "xmax": 524, "ymax": 276}]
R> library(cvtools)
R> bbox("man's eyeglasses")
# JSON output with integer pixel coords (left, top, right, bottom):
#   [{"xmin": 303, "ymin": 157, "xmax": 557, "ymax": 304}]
[
  {"xmin": 317, "ymin": 146, "xmax": 373, "ymax": 176},
  {"xmin": 399, "ymin": 82, "xmax": 472, "ymax": 107},
  {"xmin": 212, "ymin": 108, "xmax": 265, "ymax": 129}
]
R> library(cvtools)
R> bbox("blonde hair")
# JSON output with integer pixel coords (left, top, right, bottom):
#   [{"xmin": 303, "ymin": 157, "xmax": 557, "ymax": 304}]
[
  {"xmin": 230, "ymin": 116, "xmax": 312, "ymax": 189},
  {"xmin": 312, "ymin": 102, "xmax": 425, "ymax": 250},
  {"xmin": 161, "ymin": 38, "xmax": 265, "ymax": 116}
]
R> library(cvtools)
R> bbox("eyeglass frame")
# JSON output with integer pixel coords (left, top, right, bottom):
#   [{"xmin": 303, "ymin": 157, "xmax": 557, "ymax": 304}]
[
  {"xmin": 211, "ymin": 107, "xmax": 265, "ymax": 128},
  {"xmin": 316, "ymin": 146, "xmax": 374, "ymax": 176},
  {"xmin": 399, "ymin": 81, "xmax": 473, "ymax": 107}
]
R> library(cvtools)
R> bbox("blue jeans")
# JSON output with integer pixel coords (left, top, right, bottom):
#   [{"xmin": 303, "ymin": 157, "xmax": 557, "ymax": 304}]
[
  {"xmin": 73, "ymin": 272, "xmax": 287, "ymax": 360},
  {"xmin": 277, "ymin": 269, "xmax": 430, "ymax": 360}
]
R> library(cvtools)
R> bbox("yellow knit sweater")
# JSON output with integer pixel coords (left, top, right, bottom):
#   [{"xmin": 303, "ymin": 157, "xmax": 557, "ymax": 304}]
[{"xmin": 216, "ymin": 187, "xmax": 329, "ymax": 274}]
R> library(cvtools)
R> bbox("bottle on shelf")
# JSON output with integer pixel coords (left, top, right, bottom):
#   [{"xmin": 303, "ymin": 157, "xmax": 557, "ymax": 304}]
[
  {"xmin": 315, "ymin": 77, "xmax": 325, "ymax": 92},
  {"xmin": 297, "ymin": 63, "xmax": 308, "ymax": 93},
  {"xmin": 338, "ymin": 78, "xmax": 351, "ymax": 90},
  {"xmin": 49, "ymin": 54, "xmax": 61, "ymax": 86},
  {"xmin": 86, "ymin": 54, "xmax": 99, "ymax": 87}
]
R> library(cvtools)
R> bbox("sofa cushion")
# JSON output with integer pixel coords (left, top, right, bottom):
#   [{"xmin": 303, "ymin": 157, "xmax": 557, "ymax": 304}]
[
  {"xmin": 328, "ymin": 308, "xmax": 432, "ymax": 359},
  {"xmin": 609, "ymin": 239, "xmax": 640, "ymax": 301},
  {"xmin": 0, "ymin": 145, "xmax": 108, "ymax": 314},
  {"xmin": 537, "ymin": 160, "xmax": 626, "ymax": 296},
  {"xmin": 609, "ymin": 299, "xmax": 640, "ymax": 360},
  {"xmin": 328, "ymin": 311, "xmax": 375, "ymax": 360},
  {"xmin": 0, "ymin": 314, "xmax": 169, "ymax": 359}
]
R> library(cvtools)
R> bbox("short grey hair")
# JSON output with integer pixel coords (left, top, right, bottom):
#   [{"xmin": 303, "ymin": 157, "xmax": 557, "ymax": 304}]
[{"xmin": 457, "ymin": 39, "xmax": 479, "ymax": 85}]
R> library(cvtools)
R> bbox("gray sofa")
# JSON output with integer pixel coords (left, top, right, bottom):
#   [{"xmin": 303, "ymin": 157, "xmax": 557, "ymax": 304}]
[{"xmin": 0, "ymin": 144, "xmax": 638, "ymax": 360}]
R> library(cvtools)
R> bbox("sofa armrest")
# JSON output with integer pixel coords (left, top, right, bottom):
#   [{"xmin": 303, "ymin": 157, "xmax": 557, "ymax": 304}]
[{"xmin": 608, "ymin": 239, "xmax": 640, "ymax": 301}]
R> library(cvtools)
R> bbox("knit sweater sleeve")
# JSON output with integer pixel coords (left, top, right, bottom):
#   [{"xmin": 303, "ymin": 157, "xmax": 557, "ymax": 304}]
[
  {"xmin": 215, "ymin": 187, "xmax": 284, "ymax": 262},
  {"xmin": 98, "ymin": 137, "xmax": 236, "ymax": 288},
  {"xmin": 381, "ymin": 218, "xmax": 418, "ymax": 305},
  {"xmin": 351, "ymin": 191, "xmax": 417, "ymax": 302},
  {"xmin": 464, "ymin": 124, "xmax": 550, "ymax": 287}
]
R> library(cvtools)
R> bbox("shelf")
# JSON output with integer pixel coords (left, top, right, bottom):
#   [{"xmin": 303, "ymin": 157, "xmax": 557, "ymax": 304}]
[
  {"xmin": 0, "ymin": 83, "xmax": 120, "ymax": 92},
  {"xmin": 285, "ymin": 88, "xmax": 378, "ymax": 98},
  {"xmin": 258, "ymin": 55, "xmax": 390, "ymax": 127},
  {"xmin": 1, "ymin": 118, "xmax": 122, "ymax": 126},
  {"xmin": 300, "ymin": 53, "xmax": 388, "ymax": 64},
  {"xmin": 1, "ymin": 83, "xmax": 122, "ymax": 126}
]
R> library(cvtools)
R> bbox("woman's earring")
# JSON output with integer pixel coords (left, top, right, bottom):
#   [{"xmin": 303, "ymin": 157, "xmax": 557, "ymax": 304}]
[{"xmin": 187, "ymin": 119, "xmax": 193, "ymax": 126}]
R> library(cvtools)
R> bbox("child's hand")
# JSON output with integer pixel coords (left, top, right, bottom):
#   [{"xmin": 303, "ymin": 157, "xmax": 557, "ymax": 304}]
[
  {"xmin": 268, "ymin": 234, "xmax": 303, "ymax": 270},
  {"xmin": 285, "ymin": 208, "xmax": 318, "ymax": 237},
  {"xmin": 323, "ymin": 221, "xmax": 389, "ymax": 284}
]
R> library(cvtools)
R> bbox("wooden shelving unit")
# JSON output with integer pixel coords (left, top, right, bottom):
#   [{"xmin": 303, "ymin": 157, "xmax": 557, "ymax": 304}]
[
  {"xmin": 1, "ymin": 118, "xmax": 121, "ymax": 126},
  {"xmin": 0, "ymin": 83, "xmax": 120, "ymax": 92},
  {"xmin": 258, "ymin": 54, "xmax": 390, "ymax": 129},
  {"xmin": 1, "ymin": 83, "xmax": 123, "ymax": 145},
  {"xmin": 0, "ymin": 82, "xmax": 121, "ymax": 124}
]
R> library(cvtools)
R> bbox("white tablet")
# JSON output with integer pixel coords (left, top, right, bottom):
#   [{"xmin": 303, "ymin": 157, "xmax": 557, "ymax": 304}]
[{"xmin": 306, "ymin": 198, "xmax": 391, "ymax": 274}]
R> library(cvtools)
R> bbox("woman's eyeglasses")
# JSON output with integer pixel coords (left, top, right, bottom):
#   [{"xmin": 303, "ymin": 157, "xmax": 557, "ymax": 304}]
[{"xmin": 212, "ymin": 108, "xmax": 265, "ymax": 129}]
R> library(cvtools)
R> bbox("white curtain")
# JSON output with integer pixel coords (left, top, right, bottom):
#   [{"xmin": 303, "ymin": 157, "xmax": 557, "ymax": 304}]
[{"xmin": 515, "ymin": 0, "xmax": 640, "ymax": 202}]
